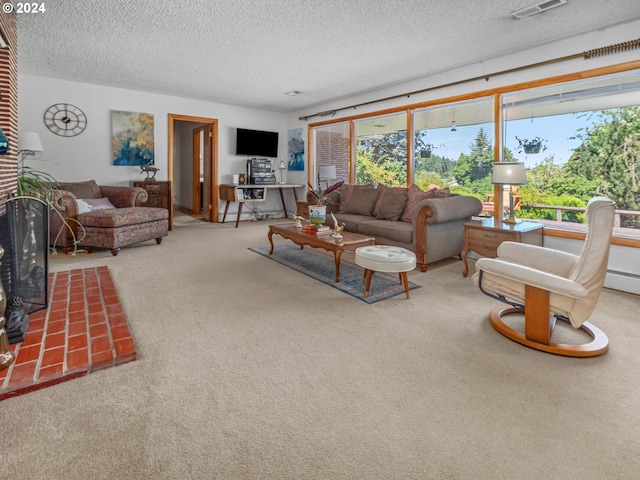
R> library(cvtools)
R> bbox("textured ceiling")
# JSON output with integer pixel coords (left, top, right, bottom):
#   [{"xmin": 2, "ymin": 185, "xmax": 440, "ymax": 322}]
[{"xmin": 16, "ymin": 0, "xmax": 640, "ymax": 113}]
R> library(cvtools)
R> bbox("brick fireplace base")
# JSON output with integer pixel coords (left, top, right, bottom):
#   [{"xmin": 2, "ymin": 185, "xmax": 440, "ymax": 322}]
[{"xmin": 0, "ymin": 266, "xmax": 136, "ymax": 401}]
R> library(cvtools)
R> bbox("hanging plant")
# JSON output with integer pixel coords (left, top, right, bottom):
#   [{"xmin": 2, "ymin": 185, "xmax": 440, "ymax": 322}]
[
  {"xmin": 420, "ymin": 143, "xmax": 436, "ymax": 158},
  {"xmin": 515, "ymin": 136, "xmax": 548, "ymax": 154}
]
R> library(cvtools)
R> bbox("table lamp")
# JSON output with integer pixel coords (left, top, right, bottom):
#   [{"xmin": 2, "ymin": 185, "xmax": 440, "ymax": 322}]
[
  {"xmin": 278, "ymin": 158, "xmax": 287, "ymax": 184},
  {"xmin": 18, "ymin": 131, "xmax": 44, "ymax": 162},
  {"xmin": 491, "ymin": 162, "xmax": 526, "ymax": 224},
  {"xmin": 318, "ymin": 165, "xmax": 337, "ymax": 189}
]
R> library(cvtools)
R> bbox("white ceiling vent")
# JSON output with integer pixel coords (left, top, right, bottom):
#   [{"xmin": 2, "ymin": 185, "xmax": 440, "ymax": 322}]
[{"xmin": 512, "ymin": 0, "xmax": 568, "ymax": 19}]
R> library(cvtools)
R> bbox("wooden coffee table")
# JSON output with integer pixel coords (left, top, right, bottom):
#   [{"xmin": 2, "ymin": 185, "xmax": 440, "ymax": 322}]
[{"xmin": 268, "ymin": 223, "xmax": 375, "ymax": 282}]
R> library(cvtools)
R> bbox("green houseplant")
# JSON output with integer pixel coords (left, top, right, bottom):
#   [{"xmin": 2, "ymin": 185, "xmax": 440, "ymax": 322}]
[{"xmin": 17, "ymin": 148, "xmax": 85, "ymax": 254}]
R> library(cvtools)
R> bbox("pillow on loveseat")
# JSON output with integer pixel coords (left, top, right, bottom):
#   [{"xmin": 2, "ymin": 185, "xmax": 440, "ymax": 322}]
[
  {"xmin": 338, "ymin": 184, "xmax": 373, "ymax": 213},
  {"xmin": 343, "ymin": 188, "xmax": 380, "ymax": 216},
  {"xmin": 84, "ymin": 197, "xmax": 117, "ymax": 211},
  {"xmin": 75, "ymin": 199, "xmax": 93, "ymax": 214},
  {"xmin": 57, "ymin": 180, "xmax": 102, "ymax": 199},
  {"xmin": 401, "ymin": 184, "xmax": 451, "ymax": 222},
  {"xmin": 372, "ymin": 184, "xmax": 408, "ymax": 217},
  {"xmin": 376, "ymin": 190, "xmax": 408, "ymax": 221}
]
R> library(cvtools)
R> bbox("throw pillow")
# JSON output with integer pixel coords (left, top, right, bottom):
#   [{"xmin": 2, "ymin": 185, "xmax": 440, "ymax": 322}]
[
  {"xmin": 84, "ymin": 197, "xmax": 116, "ymax": 211},
  {"xmin": 376, "ymin": 190, "xmax": 408, "ymax": 221},
  {"xmin": 338, "ymin": 183, "xmax": 373, "ymax": 213},
  {"xmin": 400, "ymin": 184, "xmax": 430, "ymax": 222},
  {"xmin": 58, "ymin": 180, "xmax": 101, "ymax": 199},
  {"xmin": 426, "ymin": 185, "xmax": 451, "ymax": 198},
  {"xmin": 75, "ymin": 199, "xmax": 93, "ymax": 214},
  {"xmin": 372, "ymin": 184, "xmax": 408, "ymax": 217},
  {"xmin": 343, "ymin": 188, "xmax": 380, "ymax": 216}
]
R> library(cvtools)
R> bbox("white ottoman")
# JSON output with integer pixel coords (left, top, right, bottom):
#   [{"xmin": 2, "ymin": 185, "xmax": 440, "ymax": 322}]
[{"xmin": 355, "ymin": 246, "xmax": 417, "ymax": 299}]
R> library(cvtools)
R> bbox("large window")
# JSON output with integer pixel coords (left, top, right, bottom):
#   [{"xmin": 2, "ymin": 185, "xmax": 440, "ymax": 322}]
[
  {"xmin": 354, "ymin": 112, "xmax": 407, "ymax": 187},
  {"xmin": 309, "ymin": 64, "xmax": 640, "ymax": 239},
  {"xmin": 413, "ymin": 97, "xmax": 494, "ymax": 195},
  {"xmin": 502, "ymin": 69, "xmax": 640, "ymax": 229},
  {"xmin": 313, "ymin": 122, "xmax": 350, "ymax": 189}
]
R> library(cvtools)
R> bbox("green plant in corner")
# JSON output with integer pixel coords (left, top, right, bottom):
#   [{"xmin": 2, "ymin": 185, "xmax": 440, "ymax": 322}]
[
  {"xmin": 17, "ymin": 148, "xmax": 86, "ymax": 255},
  {"xmin": 17, "ymin": 149, "xmax": 59, "ymax": 198}
]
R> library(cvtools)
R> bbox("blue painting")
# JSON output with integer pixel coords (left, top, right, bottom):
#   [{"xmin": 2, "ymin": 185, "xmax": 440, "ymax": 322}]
[
  {"xmin": 112, "ymin": 111, "xmax": 155, "ymax": 166},
  {"xmin": 287, "ymin": 128, "xmax": 304, "ymax": 171}
]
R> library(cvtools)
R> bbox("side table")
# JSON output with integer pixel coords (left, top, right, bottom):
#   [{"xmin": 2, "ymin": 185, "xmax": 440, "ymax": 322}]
[
  {"xmin": 296, "ymin": 200, "xmax": 309, "ymax": 218},
  {"xmin": 133, "ymin": 180, "xmax": 172, "ymax": 230},
  {"xmin": 461, "ymin": 218, "xmax": 543, "ymax": 277}
]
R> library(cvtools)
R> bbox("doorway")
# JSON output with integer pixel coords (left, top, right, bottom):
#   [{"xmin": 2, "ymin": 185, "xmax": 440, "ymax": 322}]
[{"xmin": 168, "ymin": 114, "xmax": 218, "ymax": 222}]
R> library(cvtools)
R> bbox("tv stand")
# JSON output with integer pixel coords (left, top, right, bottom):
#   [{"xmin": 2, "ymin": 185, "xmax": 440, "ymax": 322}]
[{"xmin": 219, "ymin": 183, "xmax": 303, "ymax": 227}]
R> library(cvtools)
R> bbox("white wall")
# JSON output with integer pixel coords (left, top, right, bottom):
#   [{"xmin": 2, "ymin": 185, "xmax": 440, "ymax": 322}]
[{"xmin": 17, "ymin": 74, "xmax": 304, "ymax": 219}]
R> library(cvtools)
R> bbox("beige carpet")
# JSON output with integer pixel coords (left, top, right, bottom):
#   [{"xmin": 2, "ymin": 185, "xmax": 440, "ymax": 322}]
[{"xmin": 2, "ymin": 213, "xmax": 639, "ymax": 480}]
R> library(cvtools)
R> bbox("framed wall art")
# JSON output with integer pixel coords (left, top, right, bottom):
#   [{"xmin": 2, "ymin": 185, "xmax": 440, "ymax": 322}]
[
  {"xmin": 112, "ymin": 110, "xmax": 154, "ymax": 166},
  {"xmin": 287, "ymin": 128, "xmax": 304, "ymax": 171}
]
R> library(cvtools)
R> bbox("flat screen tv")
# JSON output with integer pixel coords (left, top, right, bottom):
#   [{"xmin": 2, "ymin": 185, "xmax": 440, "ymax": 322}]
[{"xmin": 236, "ymin": 128, "xmax": 279, "ymax": 158}]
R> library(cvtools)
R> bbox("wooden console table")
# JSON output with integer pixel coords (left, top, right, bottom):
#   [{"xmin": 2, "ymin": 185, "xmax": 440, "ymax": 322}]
[
  {"xmin": 461, "ymin": 218, "xmax": 543, "ymax": 277},
  {"xmin": 219, "ymin": 183, "xmax": 303, "ymax": 228}
]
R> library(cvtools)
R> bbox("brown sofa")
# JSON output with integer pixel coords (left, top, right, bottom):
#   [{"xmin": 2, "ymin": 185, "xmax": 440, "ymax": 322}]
[
  {"xmin": 320, "ymin": 184, "xmax": 482, "ymax": 272},
  {"xmin": 50, "ymin": 180, "xmax": 169, "ymax": 255}
]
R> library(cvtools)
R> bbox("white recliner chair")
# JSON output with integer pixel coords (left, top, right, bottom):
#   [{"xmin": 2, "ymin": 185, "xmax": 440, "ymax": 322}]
[{"xmin": 473, "ymin": 197, "xmax": 615, "ymax": 357}]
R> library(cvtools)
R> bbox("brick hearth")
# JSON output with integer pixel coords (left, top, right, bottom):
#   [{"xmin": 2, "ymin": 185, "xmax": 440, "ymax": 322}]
[{"xmin": 0, "ymin": 266, "xmax": 136, "ymax": 400}]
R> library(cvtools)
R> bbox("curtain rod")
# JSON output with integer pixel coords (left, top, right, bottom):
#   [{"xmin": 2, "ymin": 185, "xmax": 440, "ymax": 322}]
[{"xmin": 298, "ymin": 38, "xmax": 640, "ymax": 122}]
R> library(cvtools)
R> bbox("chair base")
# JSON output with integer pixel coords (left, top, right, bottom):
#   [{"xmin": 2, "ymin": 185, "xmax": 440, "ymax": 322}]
[{"xmin": 489, "ymin": 306, "xmax": 609, "ymax": 357}]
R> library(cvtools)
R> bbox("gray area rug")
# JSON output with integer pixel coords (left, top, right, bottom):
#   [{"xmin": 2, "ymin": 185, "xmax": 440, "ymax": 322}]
[{"xmin": 250, "ymin": 243, "xmax": 421, "ymax": 303}]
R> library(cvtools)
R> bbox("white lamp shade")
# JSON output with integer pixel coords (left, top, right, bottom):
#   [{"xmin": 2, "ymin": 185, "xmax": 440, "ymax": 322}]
[
  {"xmin": 318, "ymin": 165, "xmax": 336, "ymax": 179},
  {"xmin": 492, "ymin": 162, "xmax": 526, "ymax": 185},
  {"xmin": 18, "ymin": 132, "xmax": 44, "ymax": 152}
]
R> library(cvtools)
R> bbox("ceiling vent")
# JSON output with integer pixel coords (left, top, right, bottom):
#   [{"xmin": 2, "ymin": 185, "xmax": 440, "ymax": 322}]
[{"xmin": 512, "ymin": 0, "xmax": 567, "ymax": 19}]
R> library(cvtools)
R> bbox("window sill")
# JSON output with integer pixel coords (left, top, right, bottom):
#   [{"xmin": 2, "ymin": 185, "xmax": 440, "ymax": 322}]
[{"xmin": 536, "ymin": 220, "xmax": 640, "ymax": 248}]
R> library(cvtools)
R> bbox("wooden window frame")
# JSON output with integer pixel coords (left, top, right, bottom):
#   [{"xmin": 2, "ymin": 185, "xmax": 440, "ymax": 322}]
[{"xmin": 308, "ymin": 60, "xmax": 640, "ymax": 247}]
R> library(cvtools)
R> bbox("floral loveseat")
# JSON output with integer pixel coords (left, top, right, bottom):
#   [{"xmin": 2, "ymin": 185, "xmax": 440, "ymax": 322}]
[
  {"xmin": 51, "ymin": 180, "xmax": 169, "ymax": 255},
  {"xmin": 320, "ymin": 184, "xmax": 482, "ymax": 272}
]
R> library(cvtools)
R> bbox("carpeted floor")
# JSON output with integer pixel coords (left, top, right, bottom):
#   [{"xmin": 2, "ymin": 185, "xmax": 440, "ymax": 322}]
[
  {"xmin": 1, "ymin": 214, "xmax": 639, "ymax": 480},
  {"xmin": 249, "ymin": 243, "xmax": 421, "ymax": 303}
]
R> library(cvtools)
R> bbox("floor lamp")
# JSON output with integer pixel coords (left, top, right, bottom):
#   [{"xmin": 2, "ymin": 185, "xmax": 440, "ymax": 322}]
[{"xmin": 491, "ymin": 162, "xmax": 526, "ymax": 224}]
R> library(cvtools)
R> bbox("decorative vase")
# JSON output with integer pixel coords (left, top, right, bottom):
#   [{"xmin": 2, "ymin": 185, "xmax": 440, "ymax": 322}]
[{"xmin": 308, "ymin": 205, "xmax": 327, "ymax": 226}]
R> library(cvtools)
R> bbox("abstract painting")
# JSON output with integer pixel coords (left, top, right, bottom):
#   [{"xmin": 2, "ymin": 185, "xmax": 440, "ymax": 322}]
[
  {"xmin": 112, "ymin": 111, "xmax": 155, "ymax": 166},
  {"xmin": 287, "ymin": 128, "xmax": 304, "ymax": 171}
]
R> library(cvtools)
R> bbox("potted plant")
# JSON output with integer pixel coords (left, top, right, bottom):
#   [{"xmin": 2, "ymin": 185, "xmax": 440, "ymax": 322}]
[
  {"xmin": 420, "ymin": 143, "xmax": 435, "ymax": 158},
  {"xmin": 515, "ymin": 136, "xmax": 548, "ymax": 154},
  {"xmin": 306, "ymin": 180, "xmax": 343, "ymax": 227},
  {"xmin": 17, "ymin": 149, "xmax": 85, "ymax": 254}
]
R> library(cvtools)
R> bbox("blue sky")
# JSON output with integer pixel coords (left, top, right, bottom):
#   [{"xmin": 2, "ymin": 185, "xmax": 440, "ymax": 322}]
[{"xmin": 424, "ymin": 113, "xmax": 591, "ymax": 169}]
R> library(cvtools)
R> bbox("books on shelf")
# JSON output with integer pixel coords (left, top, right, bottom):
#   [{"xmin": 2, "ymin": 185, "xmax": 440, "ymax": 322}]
[{"xmin": 302, "ymin": 225, "xmax": 332, "ymax": 235}]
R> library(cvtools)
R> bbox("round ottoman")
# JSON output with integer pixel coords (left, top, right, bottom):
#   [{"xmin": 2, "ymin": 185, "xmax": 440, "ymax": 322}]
[{"xmin": 355, "ymin": 246, "xmax": 417, "ymax": 299}]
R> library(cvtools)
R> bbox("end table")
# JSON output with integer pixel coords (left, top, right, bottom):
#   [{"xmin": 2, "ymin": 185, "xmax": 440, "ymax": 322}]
[{"xmin": 461, "ymin": 217, "xmax": 543, "ymax": 277}]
